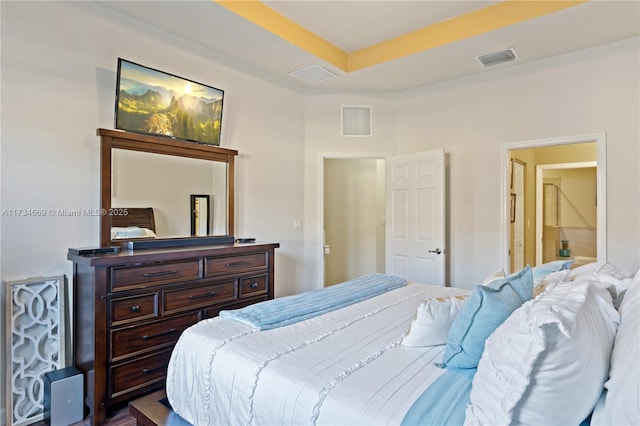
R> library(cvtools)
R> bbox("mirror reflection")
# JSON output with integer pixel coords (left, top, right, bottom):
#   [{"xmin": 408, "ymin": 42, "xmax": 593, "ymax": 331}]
[
  {"xmin": 191, "ymin": 194, "xmax": 210, "ymax": 236},
  {"xmin": 111, "ymin": 149, "xmax": 227, "ymax": 238}
]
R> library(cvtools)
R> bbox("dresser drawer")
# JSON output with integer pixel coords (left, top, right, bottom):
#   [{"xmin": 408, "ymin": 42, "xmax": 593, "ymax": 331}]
[
  {"xmin": 111, "ymin": 312, "xmax": 199, "ymax": 361},
  {"xmin": 163, "ymin": 280, "xmax": 237, "ymax": 314},
  {"xmin": 109, "ymin": 349, "xmax": 173, "ymax": 400},
  {"xmin": 205, "ymin": 252, "xmax": 268, "ymax": 276},
  {"xmin": 240, "ymin": 274, "xmax": 268, "ymax": 298},
  {"xmin": 110, "ymin": 259, "xmax": 202, "ymax": 291},
  {"xmin": 110, "ymin": 293, "xmax": 158, "ymax": 326}
]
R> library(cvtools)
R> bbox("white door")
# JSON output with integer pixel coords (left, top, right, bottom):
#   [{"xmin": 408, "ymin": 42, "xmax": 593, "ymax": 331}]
[
  {"xmin": 385, "ymin": 150, "xmax": 445, "ymax": 285},
  {"xmin": 512, "ymin": 160, "xmax": 525, "ymax": 270}
]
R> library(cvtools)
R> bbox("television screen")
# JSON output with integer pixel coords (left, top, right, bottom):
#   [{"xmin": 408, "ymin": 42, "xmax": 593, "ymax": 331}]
[{"xmin": 115, "ymin": 58, "xmax": 224, "ymax": 146}]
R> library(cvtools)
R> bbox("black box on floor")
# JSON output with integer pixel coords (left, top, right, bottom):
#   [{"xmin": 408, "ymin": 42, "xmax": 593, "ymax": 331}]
[{"xmin": 44, "ymin": 366, "xmax": 84, "ymax": 425}]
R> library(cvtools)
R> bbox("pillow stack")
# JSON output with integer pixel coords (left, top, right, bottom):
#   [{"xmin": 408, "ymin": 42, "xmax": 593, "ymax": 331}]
[
  {"xmin": 402, "ymin": 260, "xmax": 634, "ymax": 425},
  {"xmin": 440, "ymin": 266, "xmax": 533, "ymax": 369},
  {"xmin": 465, "ymin": 279, "xmax": 619, "ymax": 425}
]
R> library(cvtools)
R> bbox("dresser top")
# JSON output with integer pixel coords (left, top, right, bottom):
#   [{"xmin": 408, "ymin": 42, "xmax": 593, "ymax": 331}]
[{"xmin": 68, "ymin": 241, "xmax": 279, "ymax": 266}]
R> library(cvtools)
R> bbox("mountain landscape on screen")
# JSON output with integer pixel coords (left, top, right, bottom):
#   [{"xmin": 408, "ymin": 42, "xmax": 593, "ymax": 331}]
[{"xmin": 116, "ymin": 59, "xmax": 224, "ymax": 145}]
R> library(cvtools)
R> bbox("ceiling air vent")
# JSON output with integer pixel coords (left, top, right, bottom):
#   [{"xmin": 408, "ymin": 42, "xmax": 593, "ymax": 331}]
[
  {"xmin": 477, "ymin": 48, "xmax": 518, "ymax": 67},
  {"xmin": 289, "ymin": 65, "xmax": 338, "ymax": 83}
]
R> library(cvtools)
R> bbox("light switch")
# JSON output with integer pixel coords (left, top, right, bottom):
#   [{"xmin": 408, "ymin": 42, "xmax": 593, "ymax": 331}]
[{"xmin": 294, "ymin": 219, "xmax": 302, "ymax": 230}]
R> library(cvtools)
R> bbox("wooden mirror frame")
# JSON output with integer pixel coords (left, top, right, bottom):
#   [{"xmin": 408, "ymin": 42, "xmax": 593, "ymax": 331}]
[{"xmin": 98, "ymin": 128, "xmax": 237, "ymax": 247}]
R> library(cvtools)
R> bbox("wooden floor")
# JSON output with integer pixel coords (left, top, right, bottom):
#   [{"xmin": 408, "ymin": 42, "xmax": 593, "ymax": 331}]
[{"xmin": 32, "ymin": 406, "xmax": 136, "ymax": 426}]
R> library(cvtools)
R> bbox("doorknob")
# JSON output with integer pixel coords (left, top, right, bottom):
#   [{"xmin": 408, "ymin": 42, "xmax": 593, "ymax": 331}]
[{"xmin": 428, "ymin": 248, "xmax": 443, "ymax": 254}]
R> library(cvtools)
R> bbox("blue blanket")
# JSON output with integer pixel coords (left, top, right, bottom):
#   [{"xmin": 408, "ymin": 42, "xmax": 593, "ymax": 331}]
[
  {"xmin": 219, "ymin": 273, "xmax": 407, "ymax": 330},
  {"xmin": 401, "ymin": 368, "xmax": 476, "ymax": 426}
]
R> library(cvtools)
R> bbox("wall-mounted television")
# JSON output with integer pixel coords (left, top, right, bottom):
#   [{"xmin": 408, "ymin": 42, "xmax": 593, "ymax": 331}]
[{"xmin": 115, "ymin": 58, "xmax": 224, "ymax": 146}]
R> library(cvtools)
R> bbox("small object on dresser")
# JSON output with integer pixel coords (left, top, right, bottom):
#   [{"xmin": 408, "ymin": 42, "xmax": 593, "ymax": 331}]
[
  {"xmin": 236, "ymin": 238, "xmax": 256, "ymax": 243},
  {"xmin": 68, "ymin": 246, "xmax": 121, "ymax": 256}
]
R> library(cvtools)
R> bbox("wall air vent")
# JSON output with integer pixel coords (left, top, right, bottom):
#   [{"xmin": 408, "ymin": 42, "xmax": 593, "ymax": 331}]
[
  {"xmin": 477, "ymin": 48, "xmax": 518, "ymax": 67},
  {"xmin": 289, "ymin": 65, "xmax": 338, "ymax": 83},
  {"xmin": 342, "ymin": 106, "xmax": 372, "ymax": 137}
]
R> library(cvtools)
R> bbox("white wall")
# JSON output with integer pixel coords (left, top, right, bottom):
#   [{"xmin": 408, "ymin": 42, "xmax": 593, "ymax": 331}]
[
  {"xmin": 395, "ymin": 37, "xmax": 640, "ymax": 287},
  {"xmin": 0, "ymin": 2, "xmax": 306, "ymax": 420}
]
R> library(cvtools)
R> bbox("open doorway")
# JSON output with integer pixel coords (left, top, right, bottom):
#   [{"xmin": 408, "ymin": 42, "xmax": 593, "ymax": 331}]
[
  {"xmin": 322, "ymin": 156, "xmax": 386, "ymax": 286},
  {"xmin": 502, "ymin": 134, "xmax": 606, "ymax": 273}
]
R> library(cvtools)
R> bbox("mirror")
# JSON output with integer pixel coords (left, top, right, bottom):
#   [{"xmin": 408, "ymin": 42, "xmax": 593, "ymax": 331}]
[
  {"xmin": 99, "ymin": 128, "xmax": 237, "ymax": 247},
  {"xmin": 111, "ymin": 149, "xmax": 225, "ymax": 237},
  {"xmin": 190, "ymin": 194, "xmax": 210, "ymax": 236}
]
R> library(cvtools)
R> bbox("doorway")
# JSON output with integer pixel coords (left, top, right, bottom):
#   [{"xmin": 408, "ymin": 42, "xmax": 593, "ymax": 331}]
[
  {"xmin": 502, "ymin": 134, "xmax": 606, "ymax": 273},
  {"xmin": 322, "ymin": 156, "xmax": 386, "ymax": 286}
]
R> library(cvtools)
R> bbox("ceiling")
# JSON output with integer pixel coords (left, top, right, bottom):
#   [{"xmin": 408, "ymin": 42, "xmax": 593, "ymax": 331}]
[{"xmin": 97, "ymin": 1, "xmax": 639, "ymax": 92}]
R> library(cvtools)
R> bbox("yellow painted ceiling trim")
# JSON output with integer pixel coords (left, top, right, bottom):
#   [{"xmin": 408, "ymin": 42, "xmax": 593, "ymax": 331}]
[
  {"xmin": 349, "ymin": 0, "xmax": 589, "ymax": 72},
  {"xmin": 216, "ymin": 0, "xmax": 588, "ymax": 74},
  {"xmin": 215, "ymin": 0, "xmax": 348, "ymax": 70}
]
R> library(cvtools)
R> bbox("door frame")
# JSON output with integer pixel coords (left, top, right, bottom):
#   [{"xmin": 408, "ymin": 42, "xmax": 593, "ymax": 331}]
[
  {"xmin": 501, "ymin": 132, "xmax": 606, "ymax": 273},
  {"xmin": 511, "ymin": 158, "xmax": 526, "ymax": 271},
  {"xmin": 318, "ymin": 152, "xmax": 390, "ymax": 286}
]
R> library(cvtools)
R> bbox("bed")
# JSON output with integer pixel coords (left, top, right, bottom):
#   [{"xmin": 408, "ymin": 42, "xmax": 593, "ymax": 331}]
[
  {"xmin": 110, "ymin": 207, "xmax": 157, "ymax": 239},
  {"xmin": 162, "ymin": 262, "xmax": 639, "ymax": 426}
]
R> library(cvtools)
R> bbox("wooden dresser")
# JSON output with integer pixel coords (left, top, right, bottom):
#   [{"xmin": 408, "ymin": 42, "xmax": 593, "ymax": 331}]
[{"xmin": 68, "ymin": 242, "xmax": 278, "ymax": 425}]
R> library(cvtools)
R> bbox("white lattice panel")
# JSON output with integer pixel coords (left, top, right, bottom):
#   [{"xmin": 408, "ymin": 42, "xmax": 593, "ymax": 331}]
[{"xmin": 5, "ymin": 276, "xmax": 66, "ymax": 426}]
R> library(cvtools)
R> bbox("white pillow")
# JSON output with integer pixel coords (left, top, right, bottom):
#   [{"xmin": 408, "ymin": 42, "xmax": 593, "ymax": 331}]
[
  {"xmin": 111, "ymin": 226, "xmax": 157, "ymax": 239},
  {"xmin": 591, "ymin": 270, "xmax": 640, "ymax": 425},
  {"xmin": 533, "ymin": 269, "xmax": 570, "ymax": 298},
  {"xmin": 571, "ymin": 260, "xmax": 634, "ymax": 306},
  {"xmin": 571, "ymin": 260, "xmax": 634, "ymax": 282},
  {"xmin": 531, "ymin": 259, "xmax": 575, "ymax": 280},
  {"xmin": 465, "ymin": 280, "xmax": 619, "ymax": 426},
  {"xmin": 481, "ymin": 269, "xmax": 506, "ymax": 285},
  {"xmin": 402, "ymin": 295, "xmax": 469, "ymax": 347}
]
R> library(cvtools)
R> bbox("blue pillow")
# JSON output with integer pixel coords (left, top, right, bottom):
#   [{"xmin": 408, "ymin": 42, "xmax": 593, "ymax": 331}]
[
  {"xmin": 441, "ymin": 266, "xmax": 533, "ymax": 369},
  {"xmin": 532, "ymin": 260, "xmax": 575, "ymax": 280}
]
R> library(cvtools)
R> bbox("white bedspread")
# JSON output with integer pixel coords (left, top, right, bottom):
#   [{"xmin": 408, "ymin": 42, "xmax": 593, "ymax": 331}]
[{"xmin": 166, "ymin": 283, "xmax": 469, "ymax": 426}]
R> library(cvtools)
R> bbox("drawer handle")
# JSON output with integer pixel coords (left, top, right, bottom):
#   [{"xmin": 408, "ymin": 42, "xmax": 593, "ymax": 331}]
[
  {"xmin": 130, "ymin": 305, "xmax": 140, "ymax": 312},
  {"xmin": 142, "ymin": 328, "xmax": 177, "ymax": 340},
  {"xmin": 142, "ymin": 270, "xmax": 177, "ymax": 278},
  {"xmin": 249, "ymin": 282, "xmax": 259, "ymax": 289},
  {"xmin": 224, "ymin": 261, "xmax": 250, "ymax": 268},
  {"xmin": 141, "ymin": 366, "xmax": 165, "ymax": 374},
  {"xmin": 188, "ymin": 291, "xmax": 217, "ymax": 300}
]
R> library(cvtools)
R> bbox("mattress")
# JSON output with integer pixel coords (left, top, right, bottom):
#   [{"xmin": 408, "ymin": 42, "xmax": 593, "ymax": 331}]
[{"xmin": 166, "ymin": 283, "xmax": 469, "ymax": 425}]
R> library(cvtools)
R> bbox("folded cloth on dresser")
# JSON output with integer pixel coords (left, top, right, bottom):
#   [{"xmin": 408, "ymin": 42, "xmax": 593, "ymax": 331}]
[{"xmin": 220, "ymin": 273, "xmax": 407, "ymax": 330}]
